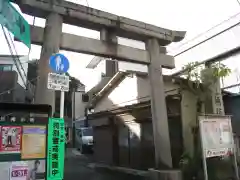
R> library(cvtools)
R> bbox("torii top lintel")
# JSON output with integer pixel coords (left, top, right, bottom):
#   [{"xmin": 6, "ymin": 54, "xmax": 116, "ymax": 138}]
[{"xmin": 13, "ymin": 0, "xmax": 186, "ymax": 46}]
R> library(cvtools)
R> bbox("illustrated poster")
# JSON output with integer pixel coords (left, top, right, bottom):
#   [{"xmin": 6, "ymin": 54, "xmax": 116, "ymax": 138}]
[
  {"xmin": 0, "ymin": 126, "xmax": 22, "ymax": 153},
  {"xmin": 21, "ymin": 126, "xmax": 46, "ymax": 159}
]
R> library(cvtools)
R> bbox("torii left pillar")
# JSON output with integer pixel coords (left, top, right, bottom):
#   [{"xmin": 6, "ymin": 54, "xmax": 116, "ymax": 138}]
[{"xmin": 35, "ymin": 13, "xmax": 63, "ymax": 115}]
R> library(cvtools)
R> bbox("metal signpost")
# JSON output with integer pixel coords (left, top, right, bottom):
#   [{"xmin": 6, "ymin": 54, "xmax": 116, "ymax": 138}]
[
  {"xmin": 0, "ymin": 0, "xmax": 31, "ymax": 48},
  {"xmin": 199, "ymin": 115, "xmax": 239, "ymax": 180},
  {"xmin": 48, "ymin": 53, "xmax": 70, "ymax": 118}
]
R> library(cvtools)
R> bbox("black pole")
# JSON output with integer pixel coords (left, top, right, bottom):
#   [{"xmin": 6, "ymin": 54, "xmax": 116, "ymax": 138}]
[
  {"xmin": 84, "ymin": 107, "xmax": 89, "ymax": 127},
  {"xmin": 72, "ymin": 89, "xmax": 76, "ymax": 148}
]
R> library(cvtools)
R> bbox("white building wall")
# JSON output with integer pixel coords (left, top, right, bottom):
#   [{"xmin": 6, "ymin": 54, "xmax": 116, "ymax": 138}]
[
  {"xmin": 94, "ymin": 74, "xmax": 179, "ymax": 112},
  {"xmin": 74, "ymin": 92, "xmax": 86, "ymax": 119}
]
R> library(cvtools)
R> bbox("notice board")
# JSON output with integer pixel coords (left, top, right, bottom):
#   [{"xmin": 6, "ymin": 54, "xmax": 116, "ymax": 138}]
[{"xmin": 0, "ymin": 103, "xmax": 52, "ymax": 180}]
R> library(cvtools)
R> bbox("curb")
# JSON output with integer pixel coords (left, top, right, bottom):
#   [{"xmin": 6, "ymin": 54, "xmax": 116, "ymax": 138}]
[{"xmin": 87, "ymin": 163, "xmax": 148, "ymax": 177}]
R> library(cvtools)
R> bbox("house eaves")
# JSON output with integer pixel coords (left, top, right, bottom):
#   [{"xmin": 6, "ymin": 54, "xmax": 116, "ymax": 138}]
[
  {"xmin": 86, "ymin": 76, "xmax": 112, "ymax": 99},
  {"xmin": 87, "ymin": 71, "xmax": 128, "ymax": 108},
  {"xmin": 88, "ymin": 94, "xmax": 181, "ymax": 120},
  {"xmin": 86, "ymin": 71, "xmax": 185, "ymax": 109}
]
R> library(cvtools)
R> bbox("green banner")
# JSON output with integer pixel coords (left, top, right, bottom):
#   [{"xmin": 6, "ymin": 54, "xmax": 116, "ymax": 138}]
[
  {"xmin": 47, "ymin": 118, "xmax": 65, "ymax": 180},
  {"xmin": 0, "ymin": 0, "xmax": 31, "ymax": 48}
]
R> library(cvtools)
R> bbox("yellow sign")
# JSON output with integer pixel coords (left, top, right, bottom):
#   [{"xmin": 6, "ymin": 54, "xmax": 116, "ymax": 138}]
[{"xmin": 21, "ymin": 126, "xmax": 46, "ymax": 159}]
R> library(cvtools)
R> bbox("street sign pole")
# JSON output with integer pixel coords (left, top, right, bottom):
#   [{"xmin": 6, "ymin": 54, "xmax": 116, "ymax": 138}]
[
  {"xmin": 199, "ymin": 117, "xmax": 209, "ymax": 180},
  {"xmin": 47, "ymin": 73, "xmax": 67, "ymax": 119},
  {"xmin": 60, "ymin": 76, "xmax": 65, "ymax": 118},
  {"xmin": 48, "ymin": 53, "xmax": 70, "ymax": 119}
]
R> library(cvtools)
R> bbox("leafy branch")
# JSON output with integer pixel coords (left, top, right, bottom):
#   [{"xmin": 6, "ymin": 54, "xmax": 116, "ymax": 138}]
[
  {"xmin": 182, "ymin": 61, "xmax": 231, "ymax": 87},
  {"xmin": 211, "ymin": 63, "xmax": 231, "ymax": 79}
]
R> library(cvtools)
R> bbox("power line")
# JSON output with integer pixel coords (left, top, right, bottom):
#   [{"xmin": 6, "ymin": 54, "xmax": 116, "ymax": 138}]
[
  {"xmin": 1, "ymin": 21, "xmax": 38, "ymax": 99},
  {"xmin": 1, "ymin": 25, "xmax": 27, "ymax": 88},
  {"xmin": 0, "ymin": 25, "xmax": 39, "ymax": 100},
  {"xmin": 171, "ymin": 12, "xmax": 240, "ymax": 52},
  {"xmin": 0, "ymin": 76, "xmax": 39, "ymax": 97},
  {"xmin": 172, "ymin": 45, "xmax": 240, "ymax": 76},
  {"xmin": 7, "ymin": 29, "xmax": 28, "ymax": 83},
  {"xmin": 172, "ymin": 12, "xmax": 240, "ymax": 57},
  {"xmin": 236, "ymin": 0, "xmax": 240, "ymax": 6}
]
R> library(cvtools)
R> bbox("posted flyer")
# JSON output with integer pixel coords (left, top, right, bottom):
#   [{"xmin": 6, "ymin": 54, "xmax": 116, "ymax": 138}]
[
  {"xmin": 21, "ymin": 126, "xmax": 46, "ymax": 159},
  {"xmin": 9, "ymin": 163, "xmax": 28, "ymax": 180},
  {"xmin": 0, "ymin": 126, "xmax": 22, "ymax": 153}
]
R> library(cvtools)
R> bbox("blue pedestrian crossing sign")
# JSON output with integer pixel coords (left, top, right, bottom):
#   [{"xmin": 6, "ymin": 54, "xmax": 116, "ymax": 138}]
[{"xmin": 49, "ymin": 53, "xmax": 69, "ymax": 73}]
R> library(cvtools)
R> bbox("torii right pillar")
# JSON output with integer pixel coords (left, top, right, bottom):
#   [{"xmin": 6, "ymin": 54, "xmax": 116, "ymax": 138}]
[{"xmin": 146, "ymin": 38, "xmax": 172, "ymax": 168}]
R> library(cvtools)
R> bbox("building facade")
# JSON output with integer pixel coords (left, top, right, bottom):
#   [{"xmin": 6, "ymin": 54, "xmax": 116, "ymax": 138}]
[
  {"xmin": 0, "ymin": 55, "xmax": 31, "ymax": 103},
  {"xmin": 86, "ymin": 72, "xmax": 205, "ymax": 169}
]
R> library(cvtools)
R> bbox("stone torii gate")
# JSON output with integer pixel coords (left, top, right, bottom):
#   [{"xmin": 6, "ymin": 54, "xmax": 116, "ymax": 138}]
[{"xmin": 13, "ymin": 0, "xmax": 185, "ymax": 169}]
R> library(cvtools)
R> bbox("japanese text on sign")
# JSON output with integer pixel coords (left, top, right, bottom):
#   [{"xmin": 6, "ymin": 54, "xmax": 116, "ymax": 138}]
[
  {"xmin": 47, "ymin": 73, "xmax": 69, "ymax": 92},
  {"xmin": 47, "ymin": 118, "xmax": 65, "ymax": 180},
  {"xmin": 10, "ymin": 163, "xmax": 28, "ymax": 180},
  {"xmin": 199, "ymin": 115, "xmax": 234, "ymax": 158}
]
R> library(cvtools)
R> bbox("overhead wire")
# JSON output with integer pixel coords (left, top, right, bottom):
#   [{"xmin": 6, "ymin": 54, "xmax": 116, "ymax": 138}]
[
  {"xmin": 0, "ymin": 76, "xmax": 39, "ymax": 97},
  {"xmin": 170, "ymin": 1, "xmax": 240, "ymax": 91},
  {"xmin": 1, "ymin": 25, "xmax": 27, "ymax": 88},
  {"xmin": 1, "ymin": 26, "xmax": 38, "ymax": 102},
  {"xmin": 170, "ymin": 12, "xmax": 240, "ymax": 55},
  {"xmin": 173, "ymin": 13, "xmax": 240, "ymax": 57},
  {"xmin": 6, "ymin": 29, "xmax": 28, "ymax": 84},
  {"xmin": 1, "ymin": 15, "xmax": 38, "ymax": 103},
  {"xmin": 236, "ymin": 0, "xmax": 240, "ymax": 6}
]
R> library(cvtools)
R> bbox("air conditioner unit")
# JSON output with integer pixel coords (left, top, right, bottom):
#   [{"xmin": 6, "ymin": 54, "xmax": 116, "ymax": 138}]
[{"xmin": 82, "ymin": 94, "xmax": 89, "ymax": 102}]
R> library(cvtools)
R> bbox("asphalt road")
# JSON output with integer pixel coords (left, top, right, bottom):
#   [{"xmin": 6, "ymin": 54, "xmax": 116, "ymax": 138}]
[{"xmin": 64, "ymin": 148, "xmax": 145, "ymax": 180}]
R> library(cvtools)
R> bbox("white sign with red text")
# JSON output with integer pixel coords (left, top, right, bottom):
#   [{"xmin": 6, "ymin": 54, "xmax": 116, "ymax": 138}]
[
  {"xmin": 199, "ymin": 115, "xmax": 234, "ymax": 158},
  {"xmin": 9, "ymin": 163, "xmax": 28, "ymax": 180},
  {"xmin": 205, "ymin": 148, "xmax": 232, "ymax": 158}
]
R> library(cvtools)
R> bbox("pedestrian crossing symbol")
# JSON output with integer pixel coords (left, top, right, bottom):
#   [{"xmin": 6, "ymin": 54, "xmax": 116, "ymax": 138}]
[{"xmin": 49, "ymin": 53, "xmax": 69, "ymax": 74}]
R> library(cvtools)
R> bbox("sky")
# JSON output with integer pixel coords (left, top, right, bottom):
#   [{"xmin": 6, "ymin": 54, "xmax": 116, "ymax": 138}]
[{"xmin": 1, "ymin": 0, "xmax": 240, "ymax": 91}]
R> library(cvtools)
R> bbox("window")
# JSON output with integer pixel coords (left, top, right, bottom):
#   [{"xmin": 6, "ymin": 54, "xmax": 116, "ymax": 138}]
[
  {"xmin": 82, "ymin": 128, "xmax": 93, "ymax": 136},
  {"xmin": 0, "ymin": 64, "xmax": 12, "ymax": 71}
]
